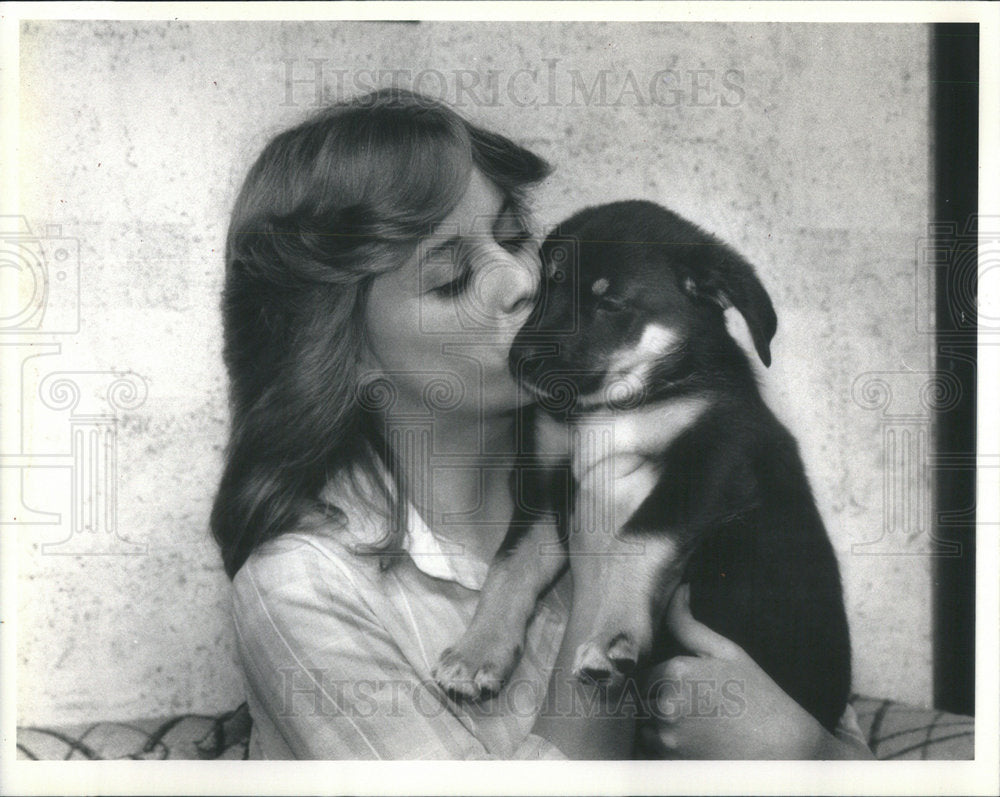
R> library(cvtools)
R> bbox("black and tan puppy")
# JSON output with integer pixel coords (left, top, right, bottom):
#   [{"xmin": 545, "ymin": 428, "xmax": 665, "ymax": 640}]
[{"xmin": 432, "ymin": 200, "xmax": 851, "ymax": 732}]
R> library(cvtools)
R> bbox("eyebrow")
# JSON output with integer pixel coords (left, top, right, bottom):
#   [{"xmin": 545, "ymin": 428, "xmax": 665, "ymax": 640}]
[
  {"xmin": 422, "ymin": 235, "xmax": 461, "ymax": 263},
  {"xmin": 421, "ymin": 197, "xmax": 518, "ymax": 262}
]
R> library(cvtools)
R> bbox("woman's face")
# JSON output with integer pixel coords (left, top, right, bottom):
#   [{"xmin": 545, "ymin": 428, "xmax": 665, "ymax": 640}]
[{"xmin": 362, "ymin": 169, "xmax": 542, "ymax": 419}]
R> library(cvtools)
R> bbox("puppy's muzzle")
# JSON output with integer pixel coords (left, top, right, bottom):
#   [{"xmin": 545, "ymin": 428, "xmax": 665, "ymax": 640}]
[{"xmin": 508, "ymin": 343, "xmax": 549, "ymax": 385}]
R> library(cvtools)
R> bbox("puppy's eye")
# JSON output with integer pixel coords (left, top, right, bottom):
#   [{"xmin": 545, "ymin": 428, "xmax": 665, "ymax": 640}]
[{"xmin": 596, "ymin": 294, "xmax": 627, "ymax": 313}]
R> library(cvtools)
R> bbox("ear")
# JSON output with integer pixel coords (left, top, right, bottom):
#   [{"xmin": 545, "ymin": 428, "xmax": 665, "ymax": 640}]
[{"xmin": 684, "ymin": 249, "xmax": 777, "ymax": 367}]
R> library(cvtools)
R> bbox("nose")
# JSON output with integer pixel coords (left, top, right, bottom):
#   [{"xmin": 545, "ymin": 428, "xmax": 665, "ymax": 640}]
[{"xmin": 474, "ymin": 243, "xmax": 541, "ymax": 320}]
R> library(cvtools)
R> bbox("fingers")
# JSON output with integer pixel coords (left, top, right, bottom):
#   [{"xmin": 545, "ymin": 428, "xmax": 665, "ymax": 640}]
[
  {"xmin": 636, "ymin": 723, "xmax": 683, "ymax": 760},
  {"xmin": 664, "ymin": 583, "xmax": 745, "ymax": 661}
]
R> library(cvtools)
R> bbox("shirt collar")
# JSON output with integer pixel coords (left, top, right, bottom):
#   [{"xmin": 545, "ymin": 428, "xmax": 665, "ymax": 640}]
[
  {"xmin": 402, "ymin": 503, "xmax": 489, "ymax": 591},
  {"xmin": 321, "ymin": 465, "xmax": 488, "ymax": 591}
]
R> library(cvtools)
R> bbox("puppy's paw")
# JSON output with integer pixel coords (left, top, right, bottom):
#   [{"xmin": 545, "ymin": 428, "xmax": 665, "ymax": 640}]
[
  {"xmin": 431, "ymin": 648, "xmax": 482, "ymax": 700},
  {"xmin": 572, "ymin": 633, "xmax": 638, "ymax": 686},
  {"xmin": 607, "ymin": 634, "xmax": 639, "ymax": 673},
  {"xmin": 432, "ymin": 638, "xmax": 521, "ymax": 701}
]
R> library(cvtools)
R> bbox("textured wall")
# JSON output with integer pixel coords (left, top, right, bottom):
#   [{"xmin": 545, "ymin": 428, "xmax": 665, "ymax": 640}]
[{"xmin": 13, "ymin": 20, "xmax": 932, "ymax": 725}]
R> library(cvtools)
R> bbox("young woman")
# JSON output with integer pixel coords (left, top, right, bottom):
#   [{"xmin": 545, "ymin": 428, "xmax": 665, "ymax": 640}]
[{"xmin": 212, "ymin": 88, "xmax": 874, "ymax": 760}]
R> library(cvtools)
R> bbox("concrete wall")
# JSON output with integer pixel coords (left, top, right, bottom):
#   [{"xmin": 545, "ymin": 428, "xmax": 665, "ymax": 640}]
[{"xmin": 12, "ymin": 20, "xmax": 933, "ymax": 725}]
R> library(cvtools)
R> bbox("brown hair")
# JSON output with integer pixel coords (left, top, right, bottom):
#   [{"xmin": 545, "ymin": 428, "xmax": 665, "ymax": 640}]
[{"xmin": 211, "ymin": 89, "xmax": 550, "ymax": 578}]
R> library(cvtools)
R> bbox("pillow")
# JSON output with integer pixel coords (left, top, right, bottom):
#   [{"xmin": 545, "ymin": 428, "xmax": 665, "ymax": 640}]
[
  {"xmin": 850, "ymin": 694, "xmax": 975, "ymax": 760},
  {"xmin": 18, "ymin": 697, "xmax": 975, "ymax": 760}
]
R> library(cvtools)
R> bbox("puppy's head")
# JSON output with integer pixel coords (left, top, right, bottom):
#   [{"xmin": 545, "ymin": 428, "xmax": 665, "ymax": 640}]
[{"xmin": 510, "ymin": 200, "xmax": 777, "ymax": 410}]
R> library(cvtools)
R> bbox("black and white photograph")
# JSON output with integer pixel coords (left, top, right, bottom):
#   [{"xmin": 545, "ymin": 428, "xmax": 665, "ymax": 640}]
[{"xmin": 2, "ymin": 2, "xmax": 997, "ymax": 794}]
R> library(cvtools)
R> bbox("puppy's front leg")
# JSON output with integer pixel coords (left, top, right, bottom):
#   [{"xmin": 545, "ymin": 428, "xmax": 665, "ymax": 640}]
[
  {"xmin": 568, "ymin": 456, "xmax": 693, "ymax": 685},
  {"xmin": 432, "ymin": 471, "xmax": 568, "ymax": 700},
  {"xmin": 570, "ymin": 527, "xmax": 690, "ymax": 685}
]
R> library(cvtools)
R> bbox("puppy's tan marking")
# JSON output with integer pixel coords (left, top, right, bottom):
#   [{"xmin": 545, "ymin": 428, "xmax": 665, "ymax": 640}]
[
  {"xmin": 612, "ymin": 323, "xmax": 682, "ymax": 375},
  {"xmin": 577, "ymin": 323, "xmax": 683, "ymax": 409}
]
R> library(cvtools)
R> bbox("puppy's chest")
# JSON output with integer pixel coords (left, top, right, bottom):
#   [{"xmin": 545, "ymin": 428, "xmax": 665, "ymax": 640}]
[
  {"xmin": 535, "ymin": 397, "xmax": 710, "ymax": 530},
  {"xmin": 578, "ymin": 456, "xmax": 663, "ymax": 534}
]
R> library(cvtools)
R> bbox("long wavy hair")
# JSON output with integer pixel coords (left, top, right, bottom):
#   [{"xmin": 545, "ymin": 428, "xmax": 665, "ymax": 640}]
[{"xmin": 212, "ymin": 89, "xmax": 551, "ymax": 578}]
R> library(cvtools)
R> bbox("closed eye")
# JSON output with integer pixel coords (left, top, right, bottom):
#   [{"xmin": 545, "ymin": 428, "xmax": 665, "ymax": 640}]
[
  {"xmin": 497, "ymin": 233, "xmax": 532, "ymax": 253},
  {"xmin": 427, "ymin": 207, "xmax": 535, "ymax": 297},
  {"xmin": 430, "ymin": 266, "xmax": 472, "ymax": 297},
  {"xmin": 423, "ymin": 238, "xmax": 471, "ymax": 297}
]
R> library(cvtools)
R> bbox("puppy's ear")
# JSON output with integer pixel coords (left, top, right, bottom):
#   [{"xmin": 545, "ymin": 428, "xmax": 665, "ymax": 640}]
[{"xmin": 684, "ymin": 249, "xmax": 777, "ymax": 367}]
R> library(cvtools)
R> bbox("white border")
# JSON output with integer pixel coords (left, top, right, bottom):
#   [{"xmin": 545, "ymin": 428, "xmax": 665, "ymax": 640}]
[
  {"xmin": 2, "ymin": 2, "xmax": 998, "ymax": 796},
  {"xmin": 0, "ymin": 0, "xmax": 993, "ymax": 23}
]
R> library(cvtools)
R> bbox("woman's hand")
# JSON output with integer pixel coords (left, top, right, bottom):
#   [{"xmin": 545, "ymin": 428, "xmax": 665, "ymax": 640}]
[{"xmin": 636, "ymin": 584, "xmax": 874, "ymax": 760}]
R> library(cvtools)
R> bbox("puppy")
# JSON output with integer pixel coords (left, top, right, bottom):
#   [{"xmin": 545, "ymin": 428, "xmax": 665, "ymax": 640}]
[{"xmin": 432, "ymin": 200, "xmax": 851, "ymax": 733}]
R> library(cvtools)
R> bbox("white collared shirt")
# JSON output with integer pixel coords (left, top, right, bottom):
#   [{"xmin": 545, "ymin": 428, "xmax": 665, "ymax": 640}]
[{"xmin": 232, "ymin": 469, "xmax": 572, "ymax": 759}]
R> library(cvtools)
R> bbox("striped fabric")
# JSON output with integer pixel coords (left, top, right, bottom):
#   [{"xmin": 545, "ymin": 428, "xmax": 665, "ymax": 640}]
[
  {"xmin": 231, "ymin": 472, "xmax": 869, "ymax": 759},
  {"xmin": 232, "ymin": 471, "xmax": 572, "ymax": 760}
]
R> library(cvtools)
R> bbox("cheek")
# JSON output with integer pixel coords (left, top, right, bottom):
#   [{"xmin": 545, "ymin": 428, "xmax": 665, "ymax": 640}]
[
  {"xmin": 366, "ymin": 299, "xmax": 516, "ymax": 392},
  {"xmin": 364, "ymin": 292, "xmax": 427, "ymax": 365}
]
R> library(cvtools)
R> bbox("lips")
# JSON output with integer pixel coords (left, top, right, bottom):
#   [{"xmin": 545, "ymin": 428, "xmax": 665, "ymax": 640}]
[{"xmin": 518, "ymin": 377, "xmax": 552, "ymax": 401}]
